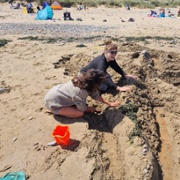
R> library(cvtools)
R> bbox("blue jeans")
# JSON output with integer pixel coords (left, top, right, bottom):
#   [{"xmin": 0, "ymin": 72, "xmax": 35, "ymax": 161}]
[{"xmin": 100, "ymin": 73, "xmax": 112, "ymax": 92}]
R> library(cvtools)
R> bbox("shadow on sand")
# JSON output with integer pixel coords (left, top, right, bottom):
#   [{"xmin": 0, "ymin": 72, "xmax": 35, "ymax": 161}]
[{"xmin": 53, "ymin": 106, "xmax": 125, "ymax": 133}]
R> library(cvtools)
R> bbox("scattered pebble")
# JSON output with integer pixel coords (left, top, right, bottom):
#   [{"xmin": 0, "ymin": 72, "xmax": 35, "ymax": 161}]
[
  {"xmin": 28, "ymin": 117, "xmax": 33, "ymax": 120},
  {"xmin": 143, "ymin": 144, "xmax": 148, "ymax": 149},
  {"xmin": 13, "ymin": 137, "xmax": 17, "ymax": 142}
]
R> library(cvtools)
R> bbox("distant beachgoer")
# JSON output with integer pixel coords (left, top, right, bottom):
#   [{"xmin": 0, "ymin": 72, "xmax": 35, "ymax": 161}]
[
  {"xmin": 125, "ymin": 3, "xmax": 130, "ymax": 10},
  {"xmin": 9, "ymin": 1, "xmax": 20, "ymax": 9},
  {"xmin": 26, "ymin": 2, "xmax": 34, "ymax": 13},
  {"xmin": 80, "ymin": 40, "xmax": 137, "ymax": 93},
  {"xmin": 42, "ymin": 1, "xmax": 49, "ymax": 9},
  {"xmin": 44, "ymin": 69, "xmax": 120, "ymax": 118},
  {"xmin": 77, "ymin": 4, "xmax": 83, "ymax": 11},
  {"xmin": 8, "ymin": 0, "xmax": 14, "ymax": 8},
  {"xmin": 159, "ymin": 8, "xmax": 165, "ymax": 17},
  {"xmin": 148, "ymin": 10, "xmax": 157, "ymax": 17},
  {"xmin": 177, "ymin": 8, "xmax": 180, "ymax": 17},
  {"xmin": 167, "ymin": 9, "xmax": 174, "ymax": 17}
]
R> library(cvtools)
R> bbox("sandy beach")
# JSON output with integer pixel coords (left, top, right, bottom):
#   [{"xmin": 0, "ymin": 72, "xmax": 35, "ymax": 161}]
[{"xmin": 0, "ymin": 2, "xmax": 180, "ymax": 180}]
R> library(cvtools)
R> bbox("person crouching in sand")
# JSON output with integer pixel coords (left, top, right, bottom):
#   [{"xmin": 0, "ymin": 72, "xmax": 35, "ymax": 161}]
[
  {"xmin": 80, "ymin": 40, "xmax": 137, "ymax": 93},
  {"xmin": 44, "ymin": 69, "xmax": 120, "ymax": 118}
]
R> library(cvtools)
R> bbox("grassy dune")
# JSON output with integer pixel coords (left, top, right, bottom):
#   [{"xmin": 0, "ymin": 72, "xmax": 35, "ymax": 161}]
[{"xmin": 1, "ymin": 0, "xmax": 179, "ymax": 8}]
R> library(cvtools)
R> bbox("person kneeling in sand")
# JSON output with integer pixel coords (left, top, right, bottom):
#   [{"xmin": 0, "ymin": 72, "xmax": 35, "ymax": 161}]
[
  {"xmin": 44, "ymin": 69, "xmax": 120, "ymax": 118},
  {"xmin": 80, "ymin": 40, "xmax": 137, "ymax": 93}
]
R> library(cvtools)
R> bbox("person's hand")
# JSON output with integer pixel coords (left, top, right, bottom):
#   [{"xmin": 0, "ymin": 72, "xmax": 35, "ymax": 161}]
[
  {"xmin": 86, "ymin": 106, "xmax": 96, "ymax": 113},
  {"xmin": 86, "ymin": 106, "xmax": 102, "ymax": 113},
  {"xmin": 109, "ymin": 101, "xmax": 120, "ymax": 107},
  {"xmin": 116, "ymin": 86, "xmax": 131, "ymax": 92},
  {"xmin": 126, "ymin": 74, "xmax": 137, "ymax": 79}
]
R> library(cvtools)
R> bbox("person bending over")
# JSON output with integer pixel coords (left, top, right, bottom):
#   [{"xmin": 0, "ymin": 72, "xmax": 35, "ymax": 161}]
[
  {"xmin": 44, "ymin": 69, "xmax": 120, "ymax": 118},
  {"xmin": 80, "ymin": 40, "xmax": 137, "ymax": 92}
]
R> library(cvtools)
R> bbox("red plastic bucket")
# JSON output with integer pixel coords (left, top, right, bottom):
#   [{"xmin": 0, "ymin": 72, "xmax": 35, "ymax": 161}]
[{"xmin": 52, "ymin": 125, "xmax": 70, "ymax": 145}]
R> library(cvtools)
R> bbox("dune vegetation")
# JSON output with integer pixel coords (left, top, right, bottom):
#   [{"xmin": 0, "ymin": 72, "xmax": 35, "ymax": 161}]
[
  {"xmin": 40, "ymin": 0, "xmax": 180, "ymax": 8},
  {"xmin": 1, "ymin": 0, "xmax": 180, "ymax": 8}
]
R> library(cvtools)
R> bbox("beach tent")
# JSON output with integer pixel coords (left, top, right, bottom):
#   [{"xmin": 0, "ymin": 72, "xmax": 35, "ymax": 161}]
[
  {"xmin": 35, "ymin": 5, "xmax": 53, "ymax": 20},
  {"xmin": 51, "ymin": 1, "xmax": 63, "ymax": 10}
]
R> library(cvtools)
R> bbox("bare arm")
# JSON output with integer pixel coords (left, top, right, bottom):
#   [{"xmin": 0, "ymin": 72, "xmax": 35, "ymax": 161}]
[
  {"xmin": 125, "ymin": 74, "xmax": 137, "ymax": 79},
  {"xmin": 115, "ymin": 74, "xmax": 138, "ymax": 92},
  {"xmin": 116, "ymin": 86, "xmax": 131, "ymax": 92},
  {"xmin": 95, "ymin": 96, "xmax": 120, "ymax": 107},
  {"xmin": 86, "ymin": 92, "xmax": 120, "ymax": 113}
]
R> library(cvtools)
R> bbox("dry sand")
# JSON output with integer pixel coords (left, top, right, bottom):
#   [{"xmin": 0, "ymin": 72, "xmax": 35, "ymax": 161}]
[{"xmin": 0, "ymin": 2, "xmax": 180, "ymax": 180}]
